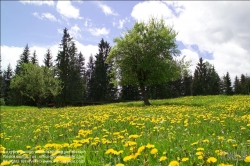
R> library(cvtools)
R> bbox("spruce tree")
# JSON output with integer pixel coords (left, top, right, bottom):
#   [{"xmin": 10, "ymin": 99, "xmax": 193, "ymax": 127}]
[
  {"xmin": 15, "ymin": 44, "xmax": 30, "ymax": 75},
  {"xmin": 223, "ymin": 72, "xmax": 233, "ymax": 95},
  {"xmin": 31, "ymin": 50, "xmax": 38, "ymax": 65},
  {"xmin": 85, "ymin": 55, "xmax": 95, "ymax": 101},
  {"xmin": 44, "ymin": 49, "xmax": 53, "ymax": 68},
  {"xmin": 55, "ymin": 28, "xmax": 73, "ymax": 106},
  {"xmin": 234, "ymin": 76, "xmax": 240, "ymax": 94}
]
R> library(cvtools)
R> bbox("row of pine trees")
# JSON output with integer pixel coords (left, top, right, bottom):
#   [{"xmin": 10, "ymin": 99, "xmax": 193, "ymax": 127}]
[{"xmin": 0, "ymin": 28, "xmax": 249, "ymax": 106}]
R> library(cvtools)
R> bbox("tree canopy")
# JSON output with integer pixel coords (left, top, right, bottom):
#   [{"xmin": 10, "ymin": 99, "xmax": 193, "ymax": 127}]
[
  {"xmin": 10, "ymin": 63, "xmax": 62, "ymax": 108},
  {"xmin": 107, "ymin": 17, "xmax": 181, "ymax": 105}
]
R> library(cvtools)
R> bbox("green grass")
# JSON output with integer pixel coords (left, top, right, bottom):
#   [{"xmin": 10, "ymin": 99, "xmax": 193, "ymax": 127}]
[{"xmin": 1, "ymin": 95, "xmax": 250, "ymax": 166}]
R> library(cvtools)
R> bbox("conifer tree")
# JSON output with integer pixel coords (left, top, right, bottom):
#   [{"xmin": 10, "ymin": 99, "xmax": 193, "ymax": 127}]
[
  {"xmin": 44, "ymin": 49, "xmax": 53, "ymax": 68},
  {"xmin": 31, "ymin": 50, "xmax": 38, "ymax": 65},
  {"xmin": 55, "ymin": 28, "xmax": 73, "ymax": 106},
  {"xmin": 234, "ymin": 76, "xmax": 240, "ymax": 94},
  {"xmin": 223, "ymin": 72, "xmax": 233, "ymax": 95}
]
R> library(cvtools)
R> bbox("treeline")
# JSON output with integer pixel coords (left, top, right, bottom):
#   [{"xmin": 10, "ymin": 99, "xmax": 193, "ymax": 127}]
[{"xmin": 0, "ymin": 28, "xmax": 249, "ymax": 106}]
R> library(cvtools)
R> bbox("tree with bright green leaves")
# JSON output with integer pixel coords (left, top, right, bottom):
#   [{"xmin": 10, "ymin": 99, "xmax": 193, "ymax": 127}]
[
  {"xmin": 107, "ymin": 17, "xmax": 181, "ymax": 105},
  {"xmin": 10, "ymin": 63, "xmax": 62, "ymax": 108}
]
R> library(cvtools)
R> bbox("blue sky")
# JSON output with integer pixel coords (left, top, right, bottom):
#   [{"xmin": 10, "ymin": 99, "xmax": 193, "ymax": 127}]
[{"xmin": 1, "ymin": 1, "xmax": 250, "ymax": 80}]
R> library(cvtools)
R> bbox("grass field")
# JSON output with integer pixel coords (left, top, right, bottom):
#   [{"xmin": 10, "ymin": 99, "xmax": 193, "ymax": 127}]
[{"xmin": 1, "ymin": 95, "xmax": 250, "ymax": 166}]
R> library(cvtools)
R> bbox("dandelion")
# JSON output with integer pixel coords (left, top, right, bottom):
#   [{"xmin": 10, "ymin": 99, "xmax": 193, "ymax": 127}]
[
  {"xmin": 0, "ymin": 160, "xmax": 12, "ymax": 166},
  {"xmin": 146, "ymin": 143, "xmax": 155, "ymax": 149},
  {"xmin": 137, "ymin": 146, "xmax": 145, "ymax": 153},
  {"xmin": 168, "ymin": 160, "xmax": 179, "ymax": 166},
  {"xmin": 207, "ymin": 157, "xmax": 217, "ymax": 163},
  {"xmin": 123, "ymin": 155, "xmax": 134, "ymax": 162},
  {"xmin": 116, "ymin": 164, "xmax": 124, "ymax": 166},
  {"xmin": 129, "ymin": 134, "xmax": 140, "ymax": 139},
  {"xmin": 198, "ymin": 155, "xmax": 203, "ymax": 160},
  {"xmin": 196, "ymin": 151, "xmax": 203, "ymax": 156},
  {"xmin": 244, "ymin": 156, "xmax": 250, "ymax": 162},
  {"xmin": 182, "ymin": 157, "xmax": 189, "ymax": 162},
  {"xmin": 159, "ymin": 156, "xmax": 167, "ymax": 161},
  {"xmin": 150, "ymin": 148, "xmax": 158, "ymax": 155},
  {"xmin": 35, "ymin": 149, "xmax": 45, "ymax": 154},
  {"xmin": 197, "ymin": 148, "xmax": 204, "ymax": 151},
  {"xmin": 218, "ymin": 164, "xmax": 233, "ymax": 166},
  {"xmin": 26, "ymin": 145, "xmax": 31, "ymax": 149},
  {"xmin": 191, "ymin": 141, "xmax": 198, "ymax": 146}
]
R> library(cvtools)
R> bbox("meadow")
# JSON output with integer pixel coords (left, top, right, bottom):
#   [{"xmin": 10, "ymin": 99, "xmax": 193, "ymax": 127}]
[{"xmin": 0, "ymin": 95, "xmax": 250, "ymax": 166}]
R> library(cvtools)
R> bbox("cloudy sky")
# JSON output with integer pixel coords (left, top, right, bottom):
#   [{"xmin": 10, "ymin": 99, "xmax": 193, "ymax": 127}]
[{"xmin": 1, "ymin": 1, "xmax": 250, "ymax": 80}]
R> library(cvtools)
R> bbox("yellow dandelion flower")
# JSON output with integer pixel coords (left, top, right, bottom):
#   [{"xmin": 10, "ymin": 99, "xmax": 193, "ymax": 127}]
[
  {"xmin": 0, "ymin": 160, "xmax": 12, "ymax": 166},
  {"xmin": 123, "ymin": 155, "xmax": 133, "ymax": 162},
  {"xmin": 159, "ymin": 156, "xmax": 167, "ymax": 161},
  {"xmin": 116, "ymin": 164, "xmax": 124, "ymax": 166},
  {"xmin": 129, "ymin": 134, "xmax": 140, "ymax": 139},
  {"xmin": 218, "ymin": 164, "xmax": 233, "ymax": 166},
  {"xmin": 191, "ymin": 141, "xmax": 198, "ymax": 146},
  {"xmin": 196, "ymin": 151, "xmax": 203, "ymax": 156},
  {"xmin": 146, "ymin": 143, "xmax": 155, "ymax": 149},
  {"xmin": 105, "ymin": 148, "xmax": 116, "ymax": 155},
  {"xmin": 17, "ymin": 150, "xmax": 25, "ymax": 155},
  {"xmin": 244, "ymin": 156, "xmax": 250, "ymax": 162},
  {"xmin": 202, "ymin": 139, "xmax": 209, "ymax": 143},
  {"xmin": 207, "ymin": 157, "xmax": 217, "ymax": 163},
  {"xmin": 182, "ymin": 157, "xmax": 189, "ymax": 162},
  {"xmin": 137, "ymin": 146, "xmax": 145, "ymax": 153},
  {"xmin": 198, "ymin": 155, "xmax": 203, "ymax": 159},
  {"xmin": 168, "ymin": 160, "xmax": 179, "ymax": 166},
  {"xmin": 51, "ymin": 151, "xmax": 60, "ymax": 156},
  {"xmin": 150, "ymin": 148, "xmax": 158, "ymax": 155},
  {"xmin": 35, "ymin": 150, "xmax": 45, "ymax": 154},
  {"xmin": 26, "ymin": 146, "xmax": 31, "ymax": 149},
  {"xmin": 197, "ymin": 148, "xmax": 204, "ymax": 151}
]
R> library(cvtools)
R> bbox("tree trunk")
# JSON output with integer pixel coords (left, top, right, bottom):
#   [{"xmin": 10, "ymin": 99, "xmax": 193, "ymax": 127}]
[{"xmin": 139, "ymin": 84, "xmax": 151, "ymax": 105}]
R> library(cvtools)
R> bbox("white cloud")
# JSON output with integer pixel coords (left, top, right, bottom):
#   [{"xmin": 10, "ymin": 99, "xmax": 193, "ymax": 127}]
[
  {"xmin": 98, "ymin": 3, "xmax": 118, "ymax": 16},
  {"xmin": 88, "ymin": 27, "xmax": 110, "ymax": 36},
  {"xmin": 131, "ymin": 1, "xmax": 175, "ymax": 23},
  {"xmin": 33, "ymin": 12, "xmax": 60, "ymax": 22},
  {"xmin": 179, "ymin": 49, "xmax": 200, "ymax": 74},
  {"xmin": 131, "ymin": 1, "xmax": 250, "ymax": 79},
  {"xmin": 42, "ymin": 13, "xmax": 57, "ymax": 22},
  {"xmin": 118, "ymin": 17, "xmax": 130, "ymax": 29},
  {"xmin": 74, "ymin": 40, "xmax": 99, "ymax": 63},
  {"xmin": 56, "ymin": 1, "xmax": 82, "ymax": 19},
  {"xmin": 69, "ymin": 25, "xmax": 82, "ymax": 39},
  {"xmin": 20, "ymin": 0, "xmax": 55, "ymax": 6}
]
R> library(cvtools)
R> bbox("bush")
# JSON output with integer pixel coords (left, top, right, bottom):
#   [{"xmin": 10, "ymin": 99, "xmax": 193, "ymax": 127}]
[{"xmin": 0, "ymin": 98, "xmax": 5, "ymax": 106}]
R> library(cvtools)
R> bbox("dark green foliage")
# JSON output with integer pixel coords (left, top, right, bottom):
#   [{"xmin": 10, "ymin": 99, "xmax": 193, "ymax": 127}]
[
  {"xmin": 15, "ymin": 44, "xmax": 30, "ymax": 75},
  {"xmin": 191, "ymin": 58, "xmax": 220, "ymax": 95},
  {"xmin": 120, "ymin": 85, "xmax": 141, "ymax": 100},
  {"xmin": 3, "ymin": 64, "xmax": 13, "ymax": 105},
  {"xmin": 234, "ymin": 76, "xmax": 240, "ymax": 94},
  {"xmin": 55, "ymin": 28, "xmax": 86, "ymax": 106},
  {"xmin": 223, "ymin": 72, "xmax": 233, "ymax": 95},
  {"xmin": 44, "ymin": 49, "xmax": 53, "ymax": 68},
  {"xmin": 31, "ymin": 50, "xmax": 38, "ymax": 65},
  {"xmin": 85, "ymin": 55, "xmax": 95, "ymax": 101}
]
